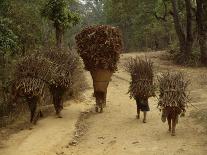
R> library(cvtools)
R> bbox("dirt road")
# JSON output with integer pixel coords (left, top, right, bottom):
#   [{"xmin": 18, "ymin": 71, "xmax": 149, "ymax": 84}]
[{"xmin": 1, "ymin": 52, "xmax": 207, "ymax": 155}]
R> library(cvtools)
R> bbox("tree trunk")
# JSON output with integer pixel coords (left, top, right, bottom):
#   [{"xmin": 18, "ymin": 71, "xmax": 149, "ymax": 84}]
[
  {"xmin": 121, "ymin": 22, "xmax": 130, "ymax": 52},
  {"xmin": 170, "ymin": 0, "xmax": 194, "ymax": 62},
  {"xmin": 185, "ymin": 0, "xmax": 194, "ymax": 55},
  {"xmin": 170, "ymin": 0, "xmax": 186, "ymax": 53},
  {"xmin": 55, "ymin": 24, "xmax": 64, "ymax": 49},
  {"xmin": 196, "ymin": 0, "xmax": 207, "ymax": 65}
]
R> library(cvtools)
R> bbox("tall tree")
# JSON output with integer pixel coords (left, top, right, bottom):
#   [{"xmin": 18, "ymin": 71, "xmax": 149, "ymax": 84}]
[
  {"xmin": 42, "ymin": 0, "xmax": 80, "ymax": 48},
  {"xmin": 196, "ymin": 0, "xmax": 207, "ymax": 65},
  {"xmin": 170, "ymin": 0, "xmax": 194, "ymax": 62},
  {"xmin": 82, "ymin": 0, "xmax": 105, "ymax": 25},
  {"xmin": 103, "ymin": 0, "xmax": 171, "ymax": 51}
]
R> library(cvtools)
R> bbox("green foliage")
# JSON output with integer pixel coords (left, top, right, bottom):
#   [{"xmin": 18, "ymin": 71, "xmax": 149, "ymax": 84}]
[
  {"xmin": 0, "ymin": 0, "xmax": 10, "ymax": 16},
  {"xmin": 103, "ymin": 0, "xmax": 175, "ymax": 51},
  {"xmin": 0, "ymin": 17, "xmax": 18, "ymax": 53},
  {"xmin": 82, "ymin": 0, "xmax": 106, "ymax": 25},
  {"xmin": 41, "ymin": 0, "xmax": 80, "ymax": 29},
  {"xmin": 168, "ymin": 43, "xmax": 201, "ymax": 66},
  {"xmin": 7, "ymin": 0, "xmax": 54, "ymax": 54}
]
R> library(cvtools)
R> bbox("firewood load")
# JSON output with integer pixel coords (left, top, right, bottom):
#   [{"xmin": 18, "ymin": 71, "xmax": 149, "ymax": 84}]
[
  {"xmin": 13, "ymin": 55, "xmax": 52, "ymax": 98},
  {"xmin": 75, "ymin": 25, "xmax": 123, "ymax": 112},
  {"xmin": 11, "ymin": 55, "xmax": 54, "ymax": 123},
  {"xmin": 13, "ymin": 77, "xmax": 48, "ymax": 98},
  {"xmin": 11, "ymin": 76, "xmax": 50, "ymax": 124},
  {"xmin": 42, "ymin": 48, "xmax": 80, "ymax": 89},
  {"xmin": 158, "ymin": 72, "xmax": 190, "ymax": 110},
  {"xmin": 42, "ymin": 48, "xmax": 81, "ymax": 117},
  {"xmin": 125, "ymin": 57, "xmax": 155, "ymax": 99},
  {"xmin": 14, "ymin": 51, "xmax": 76, "ymax": 91},
  {"xmin": 12, "ymin": 49, "xmax": 79, "ymax": 119}
]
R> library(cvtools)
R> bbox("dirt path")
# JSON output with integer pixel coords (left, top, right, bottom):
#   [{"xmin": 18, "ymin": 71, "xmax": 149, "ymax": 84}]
[
  {"xmin": 0, "ymin": 99, "xmax": 92, "ymax": 155},
  {"xmin": 1, "ymin": 52, "xmax": 207, "ymax": 155},
  {"xmin": 62, "ymin": 65, "xmax": 207, "ymax": 155}
]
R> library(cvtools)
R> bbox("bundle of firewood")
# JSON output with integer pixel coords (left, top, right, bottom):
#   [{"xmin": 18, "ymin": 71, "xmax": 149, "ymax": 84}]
[
  {"xmin": 14, "ymin": 54, "xmax": 51, "ymax": 81},
  {"xmin": 75, "ymin": 25, "xmax": 123, "ymax": 72},
  {"xmin": 13, "ymin": 77, "xmax": 49, "ymax": 97},
  {"xmin": 42, "ymin": 48, "xmax": 81, "ymax": 89},
  {"xmin": 13, "ymin": 56, "xmax": 51, "ymax": 99},
  {"xmin": 158, "ymin": 72, "xmax": 190, "ymax": 109},
  {"xmin": 43, "ymin": 48, "xmax": 80, "ymax": 75},
  {"xmin": 14, "ymin": 50, "xmax": 77, "ymax": 90},
  {"xmin": 125, "ymin": 57, "xmax": 154, "ymax": 98}
]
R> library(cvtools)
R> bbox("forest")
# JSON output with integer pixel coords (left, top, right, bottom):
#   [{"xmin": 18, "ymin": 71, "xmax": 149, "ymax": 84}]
[{"xmin": 0, "ymin": 0, "xmax": 207, "ymax": 125}]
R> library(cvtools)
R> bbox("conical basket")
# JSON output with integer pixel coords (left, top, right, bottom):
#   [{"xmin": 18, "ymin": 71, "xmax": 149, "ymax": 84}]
[{"xmin": 90, "ymin": 69, "xmax": 113, "ymax": 93}]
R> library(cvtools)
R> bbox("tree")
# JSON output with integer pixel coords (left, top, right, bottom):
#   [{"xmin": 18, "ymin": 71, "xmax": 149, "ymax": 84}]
[
  {"xmin": 5, "ymin": 0, "xmax": 53, "ymax": 55},
  {"xmin": 103, "ymin": 0, "xmax": 171, "ymax": 51},
  {"xmin": 170, "ymin": 0, "xmax": 194, "ymax": 62},
  {"xmin": 42, "ymin": 0, "xmax": 80, "ymax": 48},
  {"xmin": 196, "ymin": 0, "xmax": 207, "ymax": 65},
  {"xmin": 0, "ymin": 18, "xmax": 17, "ymax": 53},
  {"xmin": 168, "ymin": 0, "xmax": 194, "ymax": 63},
  {"xmin": 0, "ymin": 17, "xmax": 18, "ymax": 106}
]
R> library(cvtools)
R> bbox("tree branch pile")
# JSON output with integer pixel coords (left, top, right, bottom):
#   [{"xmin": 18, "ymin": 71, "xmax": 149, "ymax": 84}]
[
  {"xmin": 13, "ymin": 48, "xmax": 81, "ymax": 98},
  {"xmin": 13, "ymin": 77, "xmax": 49, "ymax": 98},
  {"xmin": 14, "ymin": 55, "xmax": 51, "ymax": 83},
  {"xmin": 75, "ymin": 25, "xmax": 123, "ymax": 72},
  {"xmin": 42, "ymin": 48, "xmax": 87, "ymax": 99},
  {"xmin": 158, "ymin": 72, "xmax": 190, "ymax": 109},
  {"xmin": 125, "ymin": 57, "xmax": 154, "ymax": 98},
  {"xmin": 42, "ymin": 48, "xmax": 80, "ymax": 75},
  {"xmin": 13, "ymin": 55, "xmax": 51, "ymax": 98}
]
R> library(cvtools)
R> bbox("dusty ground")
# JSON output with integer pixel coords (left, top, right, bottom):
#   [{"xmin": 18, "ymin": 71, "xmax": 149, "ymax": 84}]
[{"xmin": 0, "ymin": 51, "xmax": 207, "ymax": 155}]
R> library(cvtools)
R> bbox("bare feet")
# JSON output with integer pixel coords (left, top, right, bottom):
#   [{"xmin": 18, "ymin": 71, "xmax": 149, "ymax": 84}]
[
  {"xmin": 56, "ymin": 112, "xmax": 62, "ymax": 118},
  {"xmin": 136, "ymin": 115, "xmax": 140, "ymax": 119},
  {"xmin": 143, "ymin": 119, "xmax": 146, "ymax": 123},
  {"xmin": 171, "ymin": 130, "xmax": 175, "ymax": 136}
]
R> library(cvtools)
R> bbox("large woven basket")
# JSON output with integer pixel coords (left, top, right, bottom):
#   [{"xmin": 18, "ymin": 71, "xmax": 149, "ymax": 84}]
[{"xmin": 90, "ymin": 69, "xmax": 113, "ymax": 92}]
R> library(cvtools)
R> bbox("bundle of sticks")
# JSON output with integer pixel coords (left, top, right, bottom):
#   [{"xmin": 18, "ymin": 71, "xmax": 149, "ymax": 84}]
[
  {"xmin": 125, "ymin": 57, "xmax": 154, "ymax": 98},
  {"xmin": 42, "ymin": 48, "xmax": 81, "ymax": 89},
  {"xmin": 14, "ymin": 49, "xmax": 79, "ymax": 90},
  {"xmin": 43, "ymin": 48, "xmax": 80, "ymax": 75},
  {"xmin": 14, "ymin": 55, "xmax": 51, "ymax": 81},
  {"xmin": 13, "ymin": 77, "xmax": 49, "ymax": 98},
  {"xmin": 158, "ymin": 72, "xmax": 190, "ymax": 109},
  {"xmin": 75, "ymin": 25, "xmax": 123, "ymax": 72}
]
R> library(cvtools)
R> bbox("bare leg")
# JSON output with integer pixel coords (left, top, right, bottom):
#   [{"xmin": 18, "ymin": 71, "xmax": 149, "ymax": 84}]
[
  {"xmin": 171, "ymin": 118, "xmax": 176, "ymax": 136},
  {"xmin": 167, "ymin": 116, "xmax": 171, "ymax": 132},
  {"xmin": 30, "ymin": 106, "xmax": 35, "ymax": 123},
  {"xmin": 143, "ymin": 112, "xmax": 147, "ymax": 123},
  {"xmin": 51, "ymin": 87, "xmax": 64, "ymax": 118},
  {"xmin": 32, "ymin": 103, "xmax": 42, "ymax": 125},
  {"xmin": 103, "ymin": 89, "xmax": 107, "ymax": 108},
  {"xmin": 32, "ymin": 111, "xmax": 41, "ymax": 125},
  {"xmin": 136, "ymin": 105, "xmax": 140, "ymax": 119},
  {"xmin": 55, "ymin": 105, "xmax": 62, "ymax": 118},
  {"xmin": 27, "ymin": 97, "xmax": 37, "ymax": 123},
  {"xmin": 95, "ymin": 91, "xmax": 105, "ymax": 113},
  {"xmin": 53, "ymin": 95, "xmax": 63, "ymax": 118}
]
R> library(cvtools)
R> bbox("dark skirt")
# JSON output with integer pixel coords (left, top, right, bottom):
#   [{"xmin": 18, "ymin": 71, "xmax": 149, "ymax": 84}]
[{"xmin": 135, "ymin": 98, "xmax": 150, "ymax": 112}]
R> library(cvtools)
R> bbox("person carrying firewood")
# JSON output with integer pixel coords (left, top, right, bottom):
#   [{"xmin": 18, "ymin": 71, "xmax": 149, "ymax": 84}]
[
  {"xmin": 135, "ymin": 95, "xmax": 150, "ymax": 123},
  {"xmin": 158, "ymin": 72, "xmax": 189, "ymax": 136},
  {"xmin": 125, "ymin": 57, "xmax": 155, "ymax": 123},
  {"xmin": 75, "ymin": 25, "xmax": 123, "ymax": 113}
]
